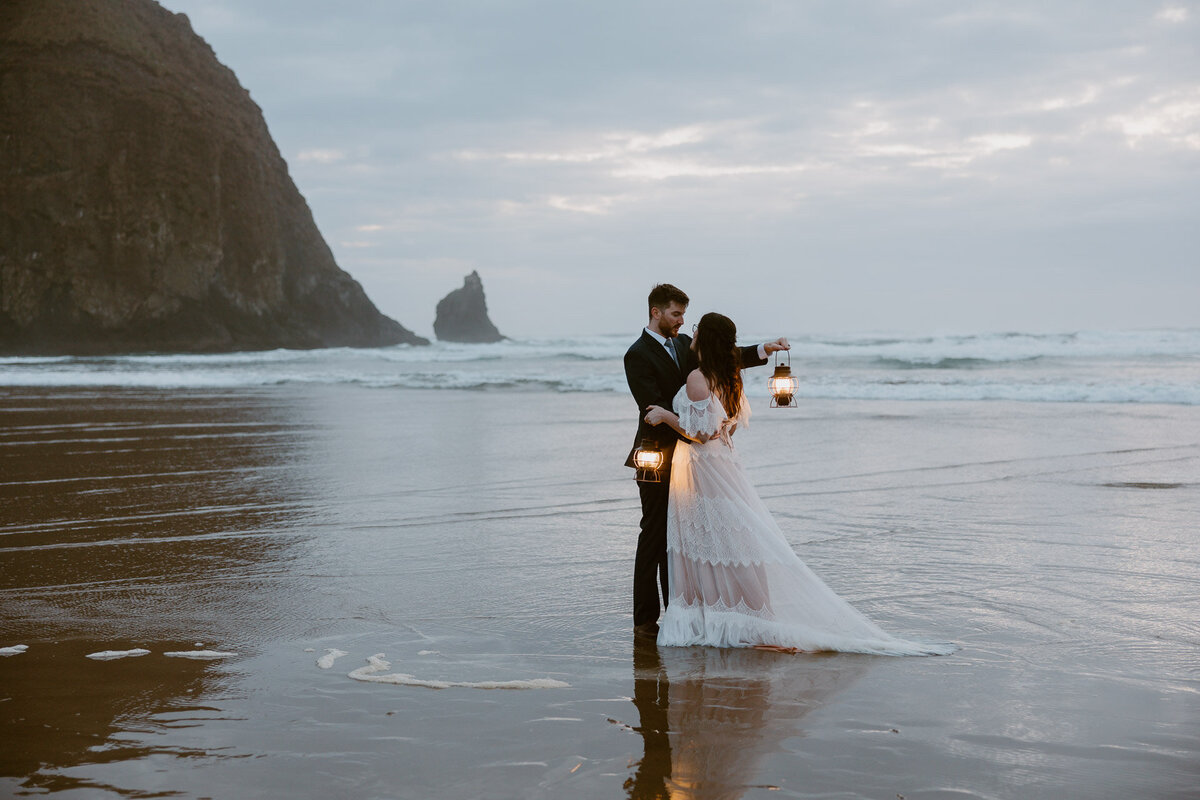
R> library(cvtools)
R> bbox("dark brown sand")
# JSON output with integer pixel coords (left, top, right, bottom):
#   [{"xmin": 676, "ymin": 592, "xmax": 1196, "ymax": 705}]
[{"xmin": 2, "ymin": 386, "xmax": 1198, "ymax": 798}]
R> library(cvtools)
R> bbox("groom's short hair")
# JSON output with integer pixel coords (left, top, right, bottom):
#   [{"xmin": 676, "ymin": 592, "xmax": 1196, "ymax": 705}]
[{"xmin": 648, "ymin": 283, "xmax": 689, "ymax": 316}]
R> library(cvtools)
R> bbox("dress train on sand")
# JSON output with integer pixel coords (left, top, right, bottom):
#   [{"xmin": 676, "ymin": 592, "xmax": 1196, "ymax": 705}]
[{"xmin": 657, "ymin": 386, "xmax": 955, "ymax": 656}]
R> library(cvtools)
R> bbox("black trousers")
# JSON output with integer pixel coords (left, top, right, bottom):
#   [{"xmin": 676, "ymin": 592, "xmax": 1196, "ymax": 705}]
[
  {"xmin": 633, "ymin": 477, "xmax": 671, "ymax": 626},
  {"xmin": 627, "ymin": 637, "xmax": 670, "ymax": 794}
]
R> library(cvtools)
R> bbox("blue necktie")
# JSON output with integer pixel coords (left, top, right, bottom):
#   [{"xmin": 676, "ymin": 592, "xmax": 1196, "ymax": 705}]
[{"xmin": 666, "ymin": 338, "xmax": 681, "ymax": 371}]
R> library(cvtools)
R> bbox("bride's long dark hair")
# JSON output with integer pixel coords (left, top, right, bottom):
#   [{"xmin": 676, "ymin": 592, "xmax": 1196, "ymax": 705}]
[{"xmin": 694, "ymin": 312, "xmax": 743, "ymax": 420}]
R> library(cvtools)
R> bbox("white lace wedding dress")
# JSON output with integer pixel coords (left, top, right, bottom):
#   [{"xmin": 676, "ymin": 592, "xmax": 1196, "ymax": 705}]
[{"xmin": 658, "ymin": 385, "xmax": 956, "ymax": 656}]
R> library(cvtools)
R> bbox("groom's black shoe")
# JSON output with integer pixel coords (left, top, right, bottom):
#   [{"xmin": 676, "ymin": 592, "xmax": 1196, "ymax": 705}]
[{"xmin": 634, "ymin": 622, "xmax": 659, "ymax": 637}]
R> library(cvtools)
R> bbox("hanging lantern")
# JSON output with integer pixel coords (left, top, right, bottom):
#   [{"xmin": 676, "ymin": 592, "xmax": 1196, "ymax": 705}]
[
  {"xmin": 633, "ymin": 438, "xmax": 665, "ymax": 483},
  {"xmin": 767, "ymin": 351, "xmax": 798, "ymax": 408}
]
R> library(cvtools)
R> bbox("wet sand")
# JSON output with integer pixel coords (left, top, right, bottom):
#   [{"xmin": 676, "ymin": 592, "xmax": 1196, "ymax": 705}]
[{"xmin": 2, "ymin": 386, "xmax": 1198, "ymax": 798}]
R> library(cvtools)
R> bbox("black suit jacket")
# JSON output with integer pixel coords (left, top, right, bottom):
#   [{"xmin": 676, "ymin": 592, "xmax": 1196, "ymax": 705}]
[{"xmin": 623, "ymin": 329, "xmax": 767, "ymax": 471}]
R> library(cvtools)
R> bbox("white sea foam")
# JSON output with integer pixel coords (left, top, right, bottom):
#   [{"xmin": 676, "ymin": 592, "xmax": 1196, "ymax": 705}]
[
  {"xmin": 791, "ymin": 329, "xmax": 1200, "ymax": 362},
  {"xmin": 316, "ymin": 648, "xmax": 349, "ymax": 669},
  {"xmin": 2, "ymin": 330, "xmax": 1196, "ymax": 404},
  {"xmin": 86, "ymin": 649, "xmax": 151, "ymax": 660},
  {"xmin": 0, "ymin": 645, "xmax": 29, "ymax": 657},
  {"xmin": 348, "ymin": 654, "xmax": 570, "ymax": 690},
  {"xmin": 790, "ymin": 378, "xmax": 1200, "ymax": 405},
  {"xmin": 163, "ymin": 650, "xmax": 238, "ymax": 659}
]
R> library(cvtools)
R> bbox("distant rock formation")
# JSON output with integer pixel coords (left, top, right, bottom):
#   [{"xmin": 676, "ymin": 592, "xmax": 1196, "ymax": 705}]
[
  {"xmin": 433, "ymin": 271, "xmax": 504, "ymax": 343},
  {"xmin": 0, "ymin": 0, "xmax": 427, "ymax": 354}
]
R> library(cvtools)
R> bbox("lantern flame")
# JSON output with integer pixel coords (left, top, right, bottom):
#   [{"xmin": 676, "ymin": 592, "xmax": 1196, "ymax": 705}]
[
  {"xmin": 634, "ymin": 449, "xmax": 663, "ymax": 469},
  {"xmin": 633, "ymin": 439, "xmax": 665, "ymax": 482}
]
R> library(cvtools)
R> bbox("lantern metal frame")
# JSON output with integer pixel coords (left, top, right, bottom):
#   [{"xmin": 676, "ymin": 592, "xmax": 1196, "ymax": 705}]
[
  {"xmin": 632, "ymin": 438, "xmax": 665, "ymax": 483},
  {"xmin": 767, "ymin": 350, "xmax": 798, "ymax": 408}
]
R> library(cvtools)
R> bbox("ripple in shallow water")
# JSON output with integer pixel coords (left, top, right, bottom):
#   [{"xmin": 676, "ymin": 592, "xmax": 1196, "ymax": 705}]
[{"xmin": 1101, "ymin": 481, "xmax": 1185, "ymax": 489}]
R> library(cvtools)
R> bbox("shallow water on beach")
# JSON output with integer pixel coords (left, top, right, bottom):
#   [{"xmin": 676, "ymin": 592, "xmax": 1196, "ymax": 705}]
[{"xmin": 2, "ymin": 386, "xmax": 1198, "ymax": 798}]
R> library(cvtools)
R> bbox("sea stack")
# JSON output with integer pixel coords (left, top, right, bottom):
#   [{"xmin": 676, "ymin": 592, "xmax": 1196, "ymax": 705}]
[
  {"xmin": 0, "ymin": 0, "xmax": 428, "ymax": 354},
  {"xmin": 433, "ymin": 271, "xmax": 505, "ymax": 343}
]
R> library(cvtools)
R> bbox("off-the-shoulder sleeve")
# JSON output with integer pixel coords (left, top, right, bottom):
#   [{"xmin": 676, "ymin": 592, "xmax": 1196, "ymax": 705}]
[{"xmin": 672, "ymin": 387, "xmax": 724, "ymax": 439}]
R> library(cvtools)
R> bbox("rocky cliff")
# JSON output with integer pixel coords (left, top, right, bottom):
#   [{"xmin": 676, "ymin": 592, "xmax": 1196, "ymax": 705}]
[
  {"xmin": 0, "ymin": 0, "xmax": 427, "ymax": 354},
  {"xmin": 433, "ymin": 271, "xmax": 504, "ymax": 343}
]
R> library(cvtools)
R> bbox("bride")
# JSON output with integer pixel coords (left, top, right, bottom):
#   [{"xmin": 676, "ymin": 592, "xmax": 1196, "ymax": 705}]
[{"xmin": 643, "ymin": 313, "xmax": 955, "ymax": 656}]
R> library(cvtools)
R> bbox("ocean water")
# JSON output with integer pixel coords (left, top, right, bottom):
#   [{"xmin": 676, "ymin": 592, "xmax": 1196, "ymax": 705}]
[{"xmin": 2, "ymin": 328, "xmax": 1198, "ymax": 404}]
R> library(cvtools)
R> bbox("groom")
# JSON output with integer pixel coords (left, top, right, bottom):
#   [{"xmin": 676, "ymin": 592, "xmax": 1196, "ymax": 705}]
[{"xmin": 623, "ymin": 283, "xmax": 789, "ymax": 635}]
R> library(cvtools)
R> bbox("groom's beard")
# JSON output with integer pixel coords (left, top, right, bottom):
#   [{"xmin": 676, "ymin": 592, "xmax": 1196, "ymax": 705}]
[{"xmin": 654, "ymin": 321, "xmax": 682, "ymax": 339}]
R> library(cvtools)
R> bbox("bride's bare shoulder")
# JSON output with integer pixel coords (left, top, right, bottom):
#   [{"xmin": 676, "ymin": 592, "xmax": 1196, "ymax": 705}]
[{"xmin": 685, "ymin": 369, "xmax": 711, "ymax": 402}]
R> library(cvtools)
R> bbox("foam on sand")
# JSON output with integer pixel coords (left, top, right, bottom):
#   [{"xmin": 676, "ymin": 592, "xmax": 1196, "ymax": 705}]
[
  {"xmin": 1, "ymin": 645, "xmax": 29, "ymax": 657},
  {"xmin": 316, "ymin": 648, "xmax": 348, "ymax": 669},
  {"xmin": 163, "ymin": 650, "xmax": 238, "ymax": 659},
  {"xmin": 86, "ymin": 649, "xmax": 151, "ymax": 660},
  {"xmin": 348, "ymin": 654, "xmax": 570, "ymax": 690}
]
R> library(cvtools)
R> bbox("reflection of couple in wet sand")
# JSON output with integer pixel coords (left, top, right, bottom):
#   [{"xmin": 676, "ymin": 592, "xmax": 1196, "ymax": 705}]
[
  {"xmin": 624, "ymin": 283, "xmax": 956, "ymax": 656},
  {"xmin": 625, "ymin": 643, "xmax": 870, "ymax": 800}
]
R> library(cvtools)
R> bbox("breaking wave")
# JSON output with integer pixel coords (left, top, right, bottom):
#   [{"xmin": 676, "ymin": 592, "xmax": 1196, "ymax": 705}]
[{"xmin": 1, "ymin": 329, "xmax": 1197, "ymax": 405}]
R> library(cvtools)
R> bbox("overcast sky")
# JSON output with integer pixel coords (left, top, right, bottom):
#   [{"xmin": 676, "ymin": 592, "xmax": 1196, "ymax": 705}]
[{"xmin": 158, "ymin": 0, "xmax": 1198, "ymax": 338}]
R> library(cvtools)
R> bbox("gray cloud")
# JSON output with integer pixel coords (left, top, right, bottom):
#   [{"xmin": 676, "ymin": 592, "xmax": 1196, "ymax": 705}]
[{"xmin": 160, "ymin": 0, "xmax": 1199, "ymax": 336}]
